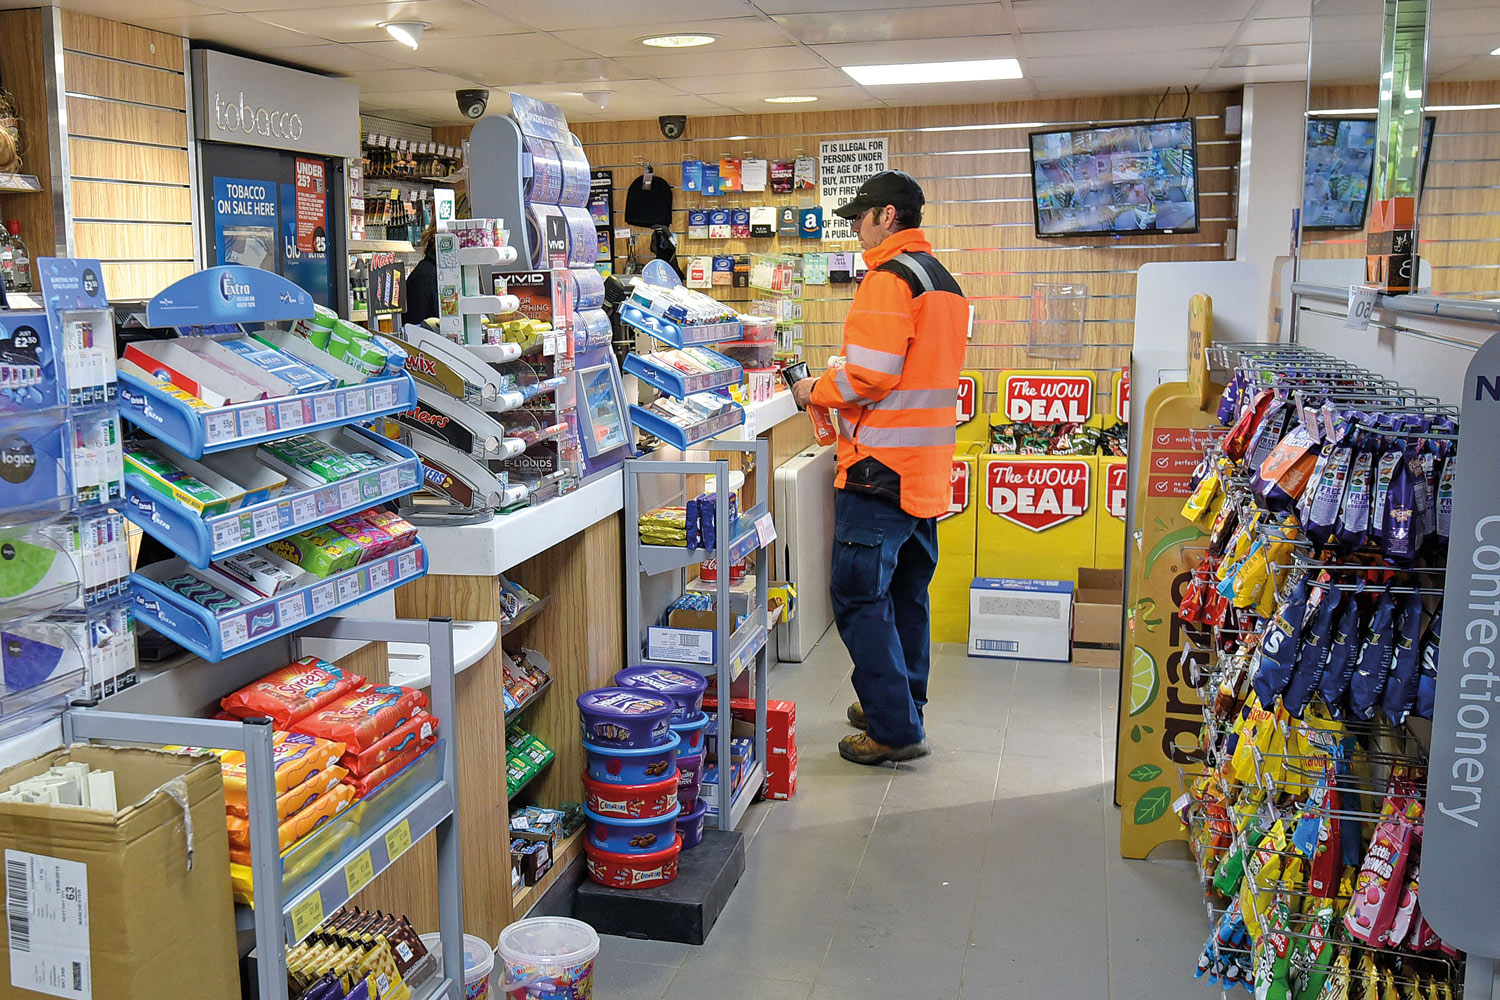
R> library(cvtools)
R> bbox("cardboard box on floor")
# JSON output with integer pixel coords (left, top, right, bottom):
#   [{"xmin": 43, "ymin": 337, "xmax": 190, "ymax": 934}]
[
  {"xmin": 0, "ymin": 744, "xmax": 239, "ymax": 1000},
  {"xmin": 1074, "ymin": 567, "xmax": 1124, "ymax": 649}
]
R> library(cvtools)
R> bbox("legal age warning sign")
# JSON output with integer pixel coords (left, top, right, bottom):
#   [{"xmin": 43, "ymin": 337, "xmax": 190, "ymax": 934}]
[{"xmin": 819, "ymin": 138, "xmax": 888, "ymax": 241}]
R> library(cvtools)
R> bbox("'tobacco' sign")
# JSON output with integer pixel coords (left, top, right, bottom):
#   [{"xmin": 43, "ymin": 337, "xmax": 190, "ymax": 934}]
[
  {"xmin": 956, "ymin": 374, "xmax": 977, "ymax": 426},
  {"xmin": 1004, "ymin": 374, "xmax": 1094, "ymax": 424},
  {"xmin": 985, "ymin": 459, "xmax": 1091, "ymax": 532}
]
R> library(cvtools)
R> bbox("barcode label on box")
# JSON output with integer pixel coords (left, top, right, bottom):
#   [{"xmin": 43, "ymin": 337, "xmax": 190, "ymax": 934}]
[
  {"xmin": 7, "ymin": 849, "xmax": 92, "ymax": 999},
  {"xmin": 975, "ymin": 638, "xmax": 1019, "ymax": 652},
  {"xmin": 647, "ymin": 626, "xmax": 715, "ymax": 664},
  {"xmin": 975, "ymin": 595, "xmax": 1063, "ymax": 619}
]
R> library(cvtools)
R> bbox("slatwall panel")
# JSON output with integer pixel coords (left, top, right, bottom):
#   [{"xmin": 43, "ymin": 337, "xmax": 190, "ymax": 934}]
[
  {"xmin": 573, "ymin": 93, "xmax": 1237, "ymax": 401},
  {"xmin": 60, "ymin": 10, "xmax": 193, "ymax": 301},
  {"xmin": 1304, "ymin": 80, "xmax": 1500, "ymax": 298},
  {"xmin": 0, "ymin": 9, "xmax": 58, "ymax": 256}
]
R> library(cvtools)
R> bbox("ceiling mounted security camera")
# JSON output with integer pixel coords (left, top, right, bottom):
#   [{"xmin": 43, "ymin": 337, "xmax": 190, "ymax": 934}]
[{"xmin": 457, "ymin": 89, "xmax": 490, "ymax": 120}]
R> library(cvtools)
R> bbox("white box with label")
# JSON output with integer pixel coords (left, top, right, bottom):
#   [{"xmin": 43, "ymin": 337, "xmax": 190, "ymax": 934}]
[{"xmin": 968, "ymin": 577, "xmax": 1073, "ymax": 662}]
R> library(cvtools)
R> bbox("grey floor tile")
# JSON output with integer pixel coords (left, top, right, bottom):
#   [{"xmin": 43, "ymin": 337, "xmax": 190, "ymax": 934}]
[
  {"xmin": 921, "ymin": 719, "xmax": 1008, "ymax": 754},
  {"xmin": 679, "ymin": 901, "xmax": 837, "ymax": 983},
  {"xmin": 589, "ymin": 957, "xmax": 680, "ymax": 1000},
  {"xmin": 664, "ymin": 969, "xmax": 815, "ymax": 999},
  {"xmin": 816, "ymin": 925, "xmax": 968, "ymax": 997},
  {"xmin": 596, "ymin": 933, "xmax": 692, "ymax": 968},
  {"xmin": 834, "ymin": 878, "xmax": 980, "ymax": 946},
  {"xmin": 809, "ymin": 985, "xmax": 943, "ymax": 1000},
  {"xmin": 961, "ymin": 939, "xmax": 1108, "ymax": 999}
]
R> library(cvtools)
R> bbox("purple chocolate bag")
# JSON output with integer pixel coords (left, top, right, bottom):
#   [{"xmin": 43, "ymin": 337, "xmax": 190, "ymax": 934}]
[
  {"xmin": 1415, "ymin": 610, "xmax": 1441, "ymax": 721},
  {"xmin": 1381, "ymin": 593, "xmax": 1426, "ymax": 724},
  {"xmin": 1284, "ymin": 584, "xmax": 1342, "ymax": 718},
  {"xmin": 1305, "ymin": 415, "xmax": 1354, "ymax": 549},
  {"xmin": 1335, "ymin": 415, "xmax": 1375, "ymax": 550},
  {"xmin": 1316, "ymin": 587, "xmax": 1366, "ymax": 716},
  {"xmin": 1348, "ymin": 589, "xmax": 1397, "ymax": 720},
  {"xmin": 1382, "ymin": 443, "xmax": 1420, "ymax": 563}
]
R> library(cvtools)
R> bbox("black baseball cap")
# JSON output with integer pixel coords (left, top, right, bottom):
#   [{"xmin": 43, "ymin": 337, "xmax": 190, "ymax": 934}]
[{"xmin": 833, "ymin": 169, "xmax": 925, "ymax": 220}]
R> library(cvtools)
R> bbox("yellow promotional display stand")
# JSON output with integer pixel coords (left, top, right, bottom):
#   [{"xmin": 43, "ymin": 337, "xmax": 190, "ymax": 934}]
[
  {"xmin": 1095, "ymin": 455, "xmax": 1127, "ymax": 571},
  {"xmin": 975, "ymin": 454, "xmax": 1096, "ymax": 584},
  {"xmin": 1116, "ymin": 293, "xmax": 1217, "ymax": 860},
  {"xmin": 930, "ymin": 451, "xmax": 977, "ymax": 643},
  {"xmin": 955, "ymin": 369, "xmax": 986, "ymax": 444}
]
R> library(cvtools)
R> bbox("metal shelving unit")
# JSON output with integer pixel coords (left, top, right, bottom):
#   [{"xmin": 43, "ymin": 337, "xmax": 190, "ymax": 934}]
[
  {"xmin": 624, "ymin": 437, "xmax": 771, "ymax": 831},
  {"xmin": 61, "ymin": 616, "xmax": 466, "ymax": 1000}
]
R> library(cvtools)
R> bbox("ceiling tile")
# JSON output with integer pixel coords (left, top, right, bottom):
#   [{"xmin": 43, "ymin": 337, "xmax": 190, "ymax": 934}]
[
  {"xmin": 844, "ymin": 78, "xmax": 1034, "ymax": 107},
  {"xmin": 275, "ymin": 41, "xmax": 410, "ymax": 74},
  {"xmin": 663, "ymin": 68, "xmax": 853, "ymax": 95},
  {"xmin": 255, "ymin": 0, "xmax": 528, "ymax": 45},
  {"xmin": 344, "ymin": 66, "xmax": 479, "ymax": 91},
  {"xmin": 1202, "ymin": 64, "xmax": 1309, "ymax": 86},
  {"xmin": 1013, "ymin": 0, "xmax": 1255, "ymax": 31},
  {"xmin": 754, "ymin": 0, "xmax": 978, "ymax": 11},
  {"xmin": 46, "ymin": 0, "xmax": 216, "ymax": 23},
  {"xmin": 469, "ymin": 0, "xmax": 755, "ymax": 32},
  {"xmin": 551, "ymin": 17, "xmax": 791, "ymax": 57},
  {"xmin": 770, "ymin": 4, "xmax": 1014, "ymax": 44},
  {"xmin": 1239, "ymin": 16, "xmax": 1311, "ymax": 45},
  {"xmin": 1020, "ymin": 24, "xmax": 1237, "ymax": 59},
  {"xmin": 1258, "ymin": 0, "xmax": 1312, "ymax": 15},
  {"xmin": 811, "ymin": 36, "xmax": 1019, "ymax": 65},
  {"xmin": 696, "ymin": 84, "xmax": 877, "ymax": 106},
  {"xmin": 130, "ymin": 10, "xmax": 325, "ymax": 47},
  {"xmin": 1222, "ymin": 42, "xmax": 1309, "ymax": 67},
  {"xmin": 1026, "ymin": 49, "xmax": 1224, "ymax": 79},
  {"xmin": 1308, "ymin": 12, "xmax": 1385, "ymax": 42},
  {"xmin": 613, "ymin": 45, "xmax": 825, "ymax": 78},
  {"xmin": 339, "ymin": 32, "xmax": 594, "ymax": 77}
]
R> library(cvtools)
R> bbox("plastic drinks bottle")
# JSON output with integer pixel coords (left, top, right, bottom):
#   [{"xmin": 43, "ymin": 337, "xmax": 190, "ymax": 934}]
[{"xmin": 805, "ymin": 355, "xmax": 843, "ymax": 445}]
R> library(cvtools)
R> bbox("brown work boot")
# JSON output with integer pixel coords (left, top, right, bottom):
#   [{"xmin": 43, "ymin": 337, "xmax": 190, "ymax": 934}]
[
  {"xmin": 846, "ymin": 701, "xmax": 868, "ymax": 730},
  {"xmin": 838, "ymin": 732, "xmax": 929, "ymax": 766}
]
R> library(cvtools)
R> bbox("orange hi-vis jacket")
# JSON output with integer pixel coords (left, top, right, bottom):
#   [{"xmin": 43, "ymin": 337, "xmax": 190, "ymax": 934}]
[{"xmin": 810, "ymin": 228, "xmax": 969, "ymax": 519}]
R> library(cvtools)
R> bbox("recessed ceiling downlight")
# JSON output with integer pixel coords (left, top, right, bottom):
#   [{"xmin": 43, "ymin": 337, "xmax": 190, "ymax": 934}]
[
  {"xmin": 641, "ymin": 34, "xmax": 718, "ymax": 48},
  {"xmin": 765, "ymin": 96, "xmax": 818, "ymax": 104}
]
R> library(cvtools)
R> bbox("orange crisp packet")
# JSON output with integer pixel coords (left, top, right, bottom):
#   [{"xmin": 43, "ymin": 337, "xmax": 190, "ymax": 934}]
[
  {"xmin": 227, "ymin": 780, "xmax": 357, "ymax": 858},
  {"xmin": 221, "ymin": 657, "xmax": 364, "ymax": 726}
]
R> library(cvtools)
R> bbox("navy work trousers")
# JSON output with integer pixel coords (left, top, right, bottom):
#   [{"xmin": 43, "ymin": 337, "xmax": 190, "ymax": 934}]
[{"xmin": 829, "ymin": 488, "xmax": 939, "ymax": 748}]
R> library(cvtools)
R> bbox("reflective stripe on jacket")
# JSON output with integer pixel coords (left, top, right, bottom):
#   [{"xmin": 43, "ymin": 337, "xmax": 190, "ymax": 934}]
[{"xmin": 809, "ymin": 228, "xmax": 968, "ymax": 519}]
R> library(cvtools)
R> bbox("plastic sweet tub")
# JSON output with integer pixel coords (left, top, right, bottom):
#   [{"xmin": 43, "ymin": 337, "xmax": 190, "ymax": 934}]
[
  {"xmin": 585, "ymin": 802, "xmax": 681, "ymax": 855},
  {"xmin": 495, "ymin": 916, "xmax": 599, "ymax": 999},
  {"xmin": 576, "ymin": 686, "xmax": 674, "ymax": 749},
  {"xmin": 670, "ymin": 711, "xmax": 710, "ymax": 755},
  {"xmin": 676, "ymin": 750, "xmax": 703, "ymax": 791},
  {"xmin": 613, "ymin": 665, "xmax": 709, "ymax": 722},
  {"xmin": 715, "ymin": 338, "xmax": 777, "ymax": 370},
  {"xmin": 585, "ymin": 834, "xmax": 683, "ymax": 890},
  {"xmin": 418, "ymin": 932, "xmax": 494, "ymax": 1000},
  {"xmin": 582, "ymin": 731, "xmax": 681, "ymax": 785},
  {"xmin": 582, "ymin": 769, "xmax": 680, "ymax": 820},
  {"xmin": 679, "ymin": 799, "xmax": 710, "ymax": 850},
  {"xmin": 677, "ymin": 777, "xmax": 699, "ymax": 812}
]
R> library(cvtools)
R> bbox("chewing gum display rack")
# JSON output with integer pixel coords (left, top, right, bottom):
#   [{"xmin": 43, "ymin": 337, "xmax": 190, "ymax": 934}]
[
  {"xmin": 623, "ymin": 351, "xmax": 745, "ymax": 398},
  {"xmin": 624, "ymin": 438, "xmax": 773, "ymax": 830},
  {"xmin": 619, "ymin": 304, "xmax": 742, "ymax": 348},
  {"xmin": 1173, "ymin": 344, "xmax": 1467, "ymax": 999},
  {"xmin": 62, "ymin": 616, "xmax": 467, "ymax": 1000},
  {"xmin": 627, "ymin": 400, "xmax": 745, "ymax": 451},
  {"xmin": 124, "ymin": 425, "xmax": 422, "ymax": 568},
  {"xmin": 122, "ymin": 267, "xmax": 427, "ymax": 661}
]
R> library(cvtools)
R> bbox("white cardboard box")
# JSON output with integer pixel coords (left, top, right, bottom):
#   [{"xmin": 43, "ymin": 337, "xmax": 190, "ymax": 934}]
[{"xmin": 968, "ymin": 577, "xmax": 1074, "ymax": 662}]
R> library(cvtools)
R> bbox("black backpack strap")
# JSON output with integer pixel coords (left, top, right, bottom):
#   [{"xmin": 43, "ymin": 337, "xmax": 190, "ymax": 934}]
[{"xmin": 875, "ymin": 251, "xmax": 964, "ymax": 298}]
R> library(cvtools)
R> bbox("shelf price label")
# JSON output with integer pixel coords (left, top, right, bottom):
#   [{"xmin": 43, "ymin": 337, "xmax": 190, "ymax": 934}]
[
  {"xmin": 278, "ymin": 595, "xmax": 308, "ymax": 628},
  {"xmin": 385, "ymin": 819, "xmax": 413, "ymax": 861},
  {"xmin": 368, "ymin": 561, "xmax": 391, "ymax": 590},
  {"xmin": 1345, "ymin": 284, "xmax": 1378, "ymax": 331},
  {"xmin": 311, "ymin": 581, "xmax": 337, "ymax": 614},
  {"xmin": 239, "ymin": 407, "xmax": 270, "ymax": 438},
  {"xmin": 372, "ymin": 383, "xmax": 397, "ymax": 409},
  {"xmin": 337, "ymin": 573, "xmax": 362, "ymax": 604},
  {"xmin": 379, "ymin": 468, "xmax": 400, "ymax": 495},
  {"xmin": 314, "ymin": 394, "xmax": 339, "ymax": 423},
  {"xmin": 290, "ymin": 893, "xmax": 325, "ymax": 942},
  {"xmin": 212, "ymin": 517, "xmax": 245, "ymax": 550},
  {"xmin": 292, "ymin": 493, "xmax": 318, "ymax": 525},
  {"xmin": 221, "ymin": 615, "xmax": 250, "ymax": 650},
  {"xmin": 339, "ymin": 479, "xmax": 362, "ymax": 509},
  {"xmin": 754, "ymin": 513, "xmax": 776, "ymax": 548},
  {"xmin": 205, "ymin": 412, "xmax": 237, "ymax": 444},
  {"xmin": 252, "ymin": 506, "xmax": 281, "ymax": 537},
  {"xmin": 344, "ymin": 851, "xmax": 376, "ymax": 897}
]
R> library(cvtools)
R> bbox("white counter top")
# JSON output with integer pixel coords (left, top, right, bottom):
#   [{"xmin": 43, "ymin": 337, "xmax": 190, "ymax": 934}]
[
  {"xmin": 420, "ymin": 468, "xmax": 624, "ymax": 576},
  {"xmin": 388, "ymin": 620, "xmax": 499, "ymax": 689},
  {"xmin": 715, "ymin": 391, "xmax": 799, "ymax": 442}
]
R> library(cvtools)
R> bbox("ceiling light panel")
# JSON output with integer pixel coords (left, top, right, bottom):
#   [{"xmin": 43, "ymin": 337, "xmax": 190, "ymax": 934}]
[
  {"xmin": 842, "ymin": 58, "xmax": 1023, "ymax": 86},
  {"xmin": 641, "ymin": 33, "xmax": 718, "ymax": 48}
]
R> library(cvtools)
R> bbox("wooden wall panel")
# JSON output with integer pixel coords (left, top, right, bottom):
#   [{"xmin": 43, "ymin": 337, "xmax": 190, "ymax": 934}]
[
  {"xmin": 64, "ymin": 53, "xmax": 186, "ymax": 110},
  {"xmin": 59, "ymin": 11, "xmax": 191, "ymax": 301},
  {"xmin": 74, "ymin": 220, "xmax": 191, "ymax": 259},
  {"xmin": 65, "ymin": 97, "xmax": 187, "ymax": 146},
  {"xmin": 59, "ymin": 10, "xmax": 182, "ymax": 71},
  {"xmin": 573, "ymin": 92, "xmax": 1238, "ymax": 406},
  {"xmin": 100, "ymin": 261, "xmax": 193, "ymax": 300},
  {"xmin": 0, "ymin": 8, "xmax": 58, "ymax": 256},
  {"xmin": 69, "ymin": 138, "xmax": 190, "ymax": 184}
]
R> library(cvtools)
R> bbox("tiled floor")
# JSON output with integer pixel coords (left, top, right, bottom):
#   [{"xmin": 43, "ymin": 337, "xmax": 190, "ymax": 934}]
[{"xmin": 590, "ymin": 632, "xmax": 1211, "ymax": 1000}]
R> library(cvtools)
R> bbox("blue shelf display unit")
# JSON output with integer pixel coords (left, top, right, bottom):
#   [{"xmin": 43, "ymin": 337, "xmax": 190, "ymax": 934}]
[
  {"xmin": 120, "ymin": 266, "xmax": 428, "ymax": 662},
  {"xmin": 622, "ymin": 262, "xmax": 746, "ymax": 450},
  {"xmin": 0, "ymin": 258, "xmax": 133, "ymax": 741}
]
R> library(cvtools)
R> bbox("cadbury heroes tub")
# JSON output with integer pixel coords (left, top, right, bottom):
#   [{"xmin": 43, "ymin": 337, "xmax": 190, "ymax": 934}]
[{"xmin": 576, "ymin": 687, "xmax": 674, "ymax": 749}]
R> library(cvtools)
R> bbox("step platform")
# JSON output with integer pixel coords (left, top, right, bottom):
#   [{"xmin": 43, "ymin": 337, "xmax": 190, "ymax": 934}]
[{"xmin": 573, "ymin": 828, "xmax": 746, "ymax": 945}]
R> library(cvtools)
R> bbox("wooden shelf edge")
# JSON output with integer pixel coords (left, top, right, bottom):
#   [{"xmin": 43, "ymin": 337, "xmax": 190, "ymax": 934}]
[{"xmin": 513, "ymin": 829, "xmax": 585, "ymax": 916}]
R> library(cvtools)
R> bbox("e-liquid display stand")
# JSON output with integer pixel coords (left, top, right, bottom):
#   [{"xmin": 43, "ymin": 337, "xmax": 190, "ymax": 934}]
[
  {"xmin": 623, "ymin": 437, "xmax": 772, "ymax": 831},
  {"xmin": 63, "ymin": 616, "xmax": 465, "ymax": 1000}
]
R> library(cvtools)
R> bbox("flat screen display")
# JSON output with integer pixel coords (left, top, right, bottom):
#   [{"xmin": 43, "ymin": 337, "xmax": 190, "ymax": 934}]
[
  {"xmin": 1028, "ymin": 118, "xmax": 1199, "ymax": 237},
  {"xmin": 1302, "ymin": 116, "xmax": 1436, "ymax": 231}
]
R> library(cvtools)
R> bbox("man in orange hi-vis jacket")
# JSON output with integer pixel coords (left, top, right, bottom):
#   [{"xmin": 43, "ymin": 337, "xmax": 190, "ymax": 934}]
[{"xmin": 791, "ymin": 170, "xmax": 969, "ymax": 765}]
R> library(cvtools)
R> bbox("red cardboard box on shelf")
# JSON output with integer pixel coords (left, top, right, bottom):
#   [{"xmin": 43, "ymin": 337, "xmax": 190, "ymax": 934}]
[
  {"xmin": 702, "ymin": 696, "xmax": 796, "ymax": 755},
  {"xmin": 765, "ymin": 744, "xmax": 798, "ymax": 800}
]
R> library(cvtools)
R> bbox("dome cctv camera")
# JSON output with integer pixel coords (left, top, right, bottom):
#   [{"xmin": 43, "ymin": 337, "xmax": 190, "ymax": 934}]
[
  {"xmin": 457, "ymin": 89, "xmax": 490, "ymax": 120},
  {"xmin": 659, "ymin": 115, "xmax": 687, "ymax": 140}
]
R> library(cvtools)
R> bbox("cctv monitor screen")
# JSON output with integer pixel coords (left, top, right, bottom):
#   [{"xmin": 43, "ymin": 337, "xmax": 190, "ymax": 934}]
[
  {"xmin": 1302, "ymin": 116, "xmax": 1436, "ymax": 231},
  {"xmin": 1028, "ymin": 118, "xmax": 1199, "ymax": 237}
]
